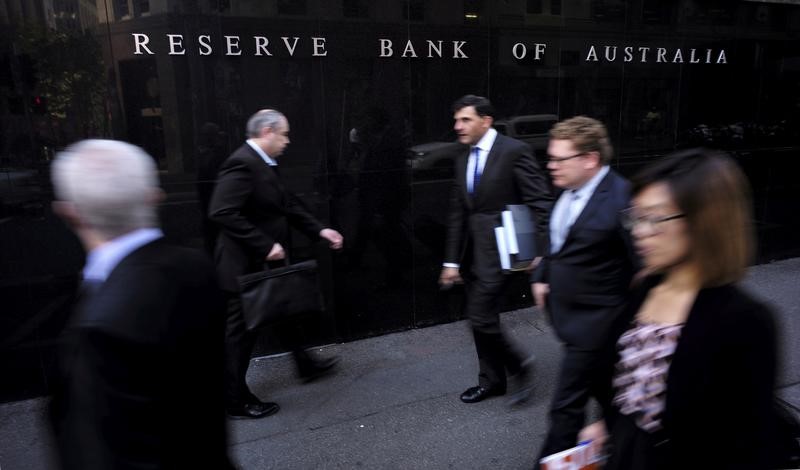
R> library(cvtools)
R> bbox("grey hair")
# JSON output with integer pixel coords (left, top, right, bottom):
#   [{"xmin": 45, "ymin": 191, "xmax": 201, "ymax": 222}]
[
  {"xmin": 246, "ymin": 109, "xmax": 286, "ymax": 138},
  {"xmin": 51, "ymin": 139, "xmax": 160, "ymax": 239}
]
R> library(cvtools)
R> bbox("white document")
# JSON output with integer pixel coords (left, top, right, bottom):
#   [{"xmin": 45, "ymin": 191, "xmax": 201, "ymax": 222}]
[
  {"xmin": 502, "ymin": 210, "xmax": 519, "ymax": 254},
  {"xmin": 495, "ymin": 226, "xmax": 511, "ymax": 271}
]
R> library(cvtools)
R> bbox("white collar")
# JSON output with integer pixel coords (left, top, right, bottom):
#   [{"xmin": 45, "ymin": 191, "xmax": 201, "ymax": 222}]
[
  {"xmin": 572, "ymin": 165, "xmax": 609, "ymax": 199},
  {"xmin": 246, "ymin": 139, "xmax": 277, "ymax": 167},
  {"xmin": 83, "ymin": 228, "xmax": 163, "ymax": 282},
  {"xmin": 473, "ymin": 128, "xmax": 498, "ymax": 153}
]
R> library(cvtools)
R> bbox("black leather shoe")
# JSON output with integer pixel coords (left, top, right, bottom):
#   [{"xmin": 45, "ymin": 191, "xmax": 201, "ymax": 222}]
[
  {"xmin": 460, "ymin": 385, "xmax": 505, "ymax": 403},
  {"xmin": 299, "ymin": 356, "xmax": 340, "ymax": 383},
  {"xmin": 226, "ymin": 401, "xmax": 280, "ymax": 419}
]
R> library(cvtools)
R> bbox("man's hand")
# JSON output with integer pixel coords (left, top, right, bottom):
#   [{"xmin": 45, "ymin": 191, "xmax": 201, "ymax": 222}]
[
  {"xmin": 532, "ymin": 282, "xmax": 549, "ymax": 311},
  {"xmin": 319, "ymin": 228, "xmax": 344, "ymax": 250},
  {"xmin": 438, "ymin": 267, "xmax": 463, "ymax": 289},
  {"xmin": 578, "ymin": 420, "xmax": 608, "ymax": 456},
  {"xmin": 266, "ymin": 242, "xmax": 286, "ymax": 261}
]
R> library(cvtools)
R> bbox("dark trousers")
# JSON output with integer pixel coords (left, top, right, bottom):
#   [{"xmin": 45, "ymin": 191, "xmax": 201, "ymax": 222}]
[
  {"xmin": 536, "ymin": 345, "xmax": 613, "ymax": 462},
  {"xmin": 224, "ymin": 294, "xmax": 318, "ymax": 405},
  {"xmin": 465, "ymin": 278, "xmax": 524, "ymax": 390}
]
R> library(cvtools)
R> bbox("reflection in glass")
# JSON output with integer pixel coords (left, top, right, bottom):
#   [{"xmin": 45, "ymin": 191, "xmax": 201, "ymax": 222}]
[
  {"xmin": 403, "ymin": 0, "xmax": 424, "ymax": 21},
  {"xmin": 278, "ymin": 0, "xmax": 307, "ymax": 16},
  {"xmin": 2, "ymin": 0, "xmax": 800, "ymax": 403},
  {"xmin": 343, "ymin": 0, "xmax": 369, "ymax": 18}
]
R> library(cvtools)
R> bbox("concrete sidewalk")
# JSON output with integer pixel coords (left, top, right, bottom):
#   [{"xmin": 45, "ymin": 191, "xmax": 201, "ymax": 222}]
[{"xmin": 2, "ymin": 258, "xmax": 799, "ymax": 469}]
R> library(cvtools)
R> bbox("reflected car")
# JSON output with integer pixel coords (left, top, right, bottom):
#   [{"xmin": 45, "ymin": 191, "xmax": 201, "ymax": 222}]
[
  {"xmin": 406, "ymin": 114, "xmax": 557, "ymax": 176},
  {"xmin": 493, "ymin": 114, "xmax": 558, "ymax": 155},
  {"xmin": 406, "ymin": 136, "xmax": 465, "ymax": 173},
  {"xmin": 0, "ymin": 168, "xmax": 47, "ymax": 219}
]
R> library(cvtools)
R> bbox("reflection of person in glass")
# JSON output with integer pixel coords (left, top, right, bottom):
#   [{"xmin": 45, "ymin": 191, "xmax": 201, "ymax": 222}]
[
  {"xmin": 579, "ymin": 149, "xmax": 780, "ymax": 469},
  {"xmin": 49, "ymin": 140, "xmax": 231, "ymax": 469},
  {"xmin": 439, "ymin": 95, "xmax": 552, "ymax": 405},
  {"xmin": 196, "ymin": 122, "xmax": 229, "ymax": 255},
  {"xmin": 209, "ymin": 109, "xmax": 343, "ymax": 420},
  {"xmin": 348, "ymin": 106, "xmax": 412, "ymax": 284}
]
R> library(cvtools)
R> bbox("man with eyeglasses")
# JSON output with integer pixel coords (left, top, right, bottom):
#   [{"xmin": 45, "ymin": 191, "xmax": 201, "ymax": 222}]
[{"xmin": 531, "ymin": 116, "xmax": 639, "ymax": 466}]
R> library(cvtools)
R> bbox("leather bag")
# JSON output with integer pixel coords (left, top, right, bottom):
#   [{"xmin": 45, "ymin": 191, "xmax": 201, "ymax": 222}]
[{"xmin": 237, "ymin": 260, "xmax": 324, "ymax": 331}]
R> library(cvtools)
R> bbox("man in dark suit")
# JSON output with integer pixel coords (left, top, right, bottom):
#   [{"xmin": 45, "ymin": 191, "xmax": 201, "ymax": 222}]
[
  {"xmin": 439, "ymin": 95, "xmax": 552, "ymax": 405},
  {"xmin": 49, "ymin": 139, "xmax": 232, "ymax": 469},
  {"xmin": 531, "ymin": 116, "xmax": 638, "ymax": 463},
  {"xmin": 209, "ymin": 109, "xmax": 343, "ymax": 419}
]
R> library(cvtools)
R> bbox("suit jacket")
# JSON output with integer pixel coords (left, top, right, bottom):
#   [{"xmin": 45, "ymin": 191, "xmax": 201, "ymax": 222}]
[
  {"xmin": 532, "ymin": 169, "xmax": 637, "ymax": 350},
  {"xmin": 444, "ymin": 134, "xmax": 552, "ymax": 282},
  {"xmin": 603, "ymin": 277, "xmax": 778, "ymax": 470},
  {"xmin": 50, "ymin": 239, "xmax": 231, "ymax": 469},
  {"xmin": 209, "ymin": 144, "xmax": 325, "ymax": 291}
]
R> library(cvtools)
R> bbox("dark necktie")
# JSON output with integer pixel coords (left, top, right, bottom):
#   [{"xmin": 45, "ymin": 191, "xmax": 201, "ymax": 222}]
[{"xmin": 470, "ymin": 147, "xmax": 481, "ymax": 194}]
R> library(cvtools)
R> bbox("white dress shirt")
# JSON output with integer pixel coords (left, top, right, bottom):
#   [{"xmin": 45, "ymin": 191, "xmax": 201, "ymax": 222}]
[
  {"xmin": 443, "ymin": 128, "xmax": 499, "ymax": 269},
  {"xmin": 246, "ymin": 139, "xmax": 277, "ymax": 167},
  {"xmin": 83, "ymin": 228, "xmax": 164, "ymax": 282},
  {"xmin": 549, "ymin": 165, "xmax": 610, "ymax": 254}
]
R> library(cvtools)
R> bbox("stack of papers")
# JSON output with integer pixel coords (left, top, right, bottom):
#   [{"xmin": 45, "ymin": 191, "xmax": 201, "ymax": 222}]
[
  {"xmin": 539, "ymin": 441, "xmax": 605, "ymax": 470},
  {"xmin": 495, "ymin": 204, "xmax": 538, "ymax": 271}
]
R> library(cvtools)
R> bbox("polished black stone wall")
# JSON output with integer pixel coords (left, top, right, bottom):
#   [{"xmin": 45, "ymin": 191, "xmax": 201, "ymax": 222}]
[{"xmin": 2, "ymin": 0, "xmax": 799, "ymax": 402}]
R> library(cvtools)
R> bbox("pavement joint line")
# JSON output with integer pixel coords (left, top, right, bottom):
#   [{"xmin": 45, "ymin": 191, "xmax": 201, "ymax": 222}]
[
  {"xmin": 300, "ymin": 390, "xmax": 456, "ymax": 431},
  {"xmin": 230, "ymin": 392, "xmax": 454, "ymax": 447}
]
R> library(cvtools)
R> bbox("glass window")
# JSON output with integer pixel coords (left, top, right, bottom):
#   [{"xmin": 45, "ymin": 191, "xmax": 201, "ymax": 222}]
[
  {"xmin": 682, "ymin": 1, "xmax": 736, "ymax": 25},
  {"xmin": 514, "ymin": 120, "xmax": 555, "ymax": 136},
  {"xmin": 402, "ymin": 0, "xmax": 424, "ymax": 21},
  {"xmin": 209, "ymin": 0, "xmax": 230, "ymax": 12},
  {"xmin": 642, "ymin": 0, "xmax": 671, "ymax": 25},
  {"xmin": 278, "ymin": 0, "xmax": 307, "ymax": 15},
  {"xmin": 115, "ymin": 0, "xmax": 130, "ymax": 19},
  {"xmin": 591, "ymin": 0, "xmax": 625, "ymax": 22},
  {"xmin": 343, "ymin": 0, "xmax": 369, "ymax": 18}
]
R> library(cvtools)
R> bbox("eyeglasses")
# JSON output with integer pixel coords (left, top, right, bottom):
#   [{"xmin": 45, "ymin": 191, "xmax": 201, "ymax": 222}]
[
  {"xmin": 547, "ymin": 152, "xmax": 586, "ymax": 164},
  {"xmin": 621, "ymin": 208, "xmax": 686, "ymax": 232}
]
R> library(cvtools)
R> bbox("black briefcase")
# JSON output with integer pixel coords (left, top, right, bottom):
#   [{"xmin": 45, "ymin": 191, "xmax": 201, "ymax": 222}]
[{"xmin": 237, "ymin": 260, "xmax": 324, "ymax": 331}]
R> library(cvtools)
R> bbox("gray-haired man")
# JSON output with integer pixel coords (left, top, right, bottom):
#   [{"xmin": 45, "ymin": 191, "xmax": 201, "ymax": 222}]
[
  {"xmin": 50, "ymin": 139, "xmax": 231, "ymax": 468},
  {"xmin": 210, "ymin": 109, "xmax": 343, "ymax": 419}
]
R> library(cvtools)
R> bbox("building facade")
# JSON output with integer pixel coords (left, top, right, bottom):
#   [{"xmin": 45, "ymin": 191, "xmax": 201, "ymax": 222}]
[{"xmin": 2, "ymin": 0, "xmax": 799, "ymax": 401}]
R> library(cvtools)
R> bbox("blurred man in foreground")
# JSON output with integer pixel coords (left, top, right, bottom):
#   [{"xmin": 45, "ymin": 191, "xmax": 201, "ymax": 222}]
[{"xmin": 49, "ymin": 139, "xmax": 231, "ymax": 469}]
